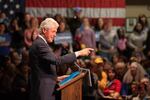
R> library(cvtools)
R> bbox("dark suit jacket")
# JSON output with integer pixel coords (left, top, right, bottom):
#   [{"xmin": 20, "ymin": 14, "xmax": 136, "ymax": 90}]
[{"xmin": 29, "ymin": 37, "xmax": 76, "ymax": 100}]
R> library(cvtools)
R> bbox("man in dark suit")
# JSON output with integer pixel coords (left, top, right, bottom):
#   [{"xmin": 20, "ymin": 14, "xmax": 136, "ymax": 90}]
[{"xmin": 29, "ymin": 18, "xmax": 93, "ymax": 100}]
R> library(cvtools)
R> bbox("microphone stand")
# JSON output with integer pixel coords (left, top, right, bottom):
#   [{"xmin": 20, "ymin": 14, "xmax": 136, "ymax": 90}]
[
  {"xmin": 65, "ymin": 48, "xmax": 92, "ymax": 87},
  {"xmin": 74, "ymin": 62, "xmax": 92, "ymax": 87}
]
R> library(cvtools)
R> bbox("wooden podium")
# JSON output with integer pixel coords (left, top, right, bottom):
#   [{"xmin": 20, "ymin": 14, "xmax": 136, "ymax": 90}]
[{"xmin": 57, "ymin": 72, "xmax": 86, "ymax": 100}]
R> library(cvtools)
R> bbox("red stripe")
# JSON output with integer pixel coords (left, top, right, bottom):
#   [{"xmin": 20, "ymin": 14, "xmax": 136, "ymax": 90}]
[
  {"xmin": 108, "ymin": 18, "xmax": 125, "ymax": 26},
  {"xmin": 26, "ymin": 0, "xmax": 125, "ymax": 8},
  {"xmin": 90, "ymin": 18, "xmax": 125, "ymax": 26},
  {"xmin": 37, "ymin": 17, "xmax": 125, "ymax": 27}
]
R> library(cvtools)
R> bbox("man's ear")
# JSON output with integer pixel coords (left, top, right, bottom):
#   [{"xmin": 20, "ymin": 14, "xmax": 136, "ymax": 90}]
[{"xmin": 42, "ymin": 28, "xmax": 47, "ymax": 34}]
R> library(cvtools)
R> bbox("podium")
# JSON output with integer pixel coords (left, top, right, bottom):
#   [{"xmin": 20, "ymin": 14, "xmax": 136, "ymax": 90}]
[{"xmin": 57, "ymin": 72, "xmax": 86, "ymax": 100}]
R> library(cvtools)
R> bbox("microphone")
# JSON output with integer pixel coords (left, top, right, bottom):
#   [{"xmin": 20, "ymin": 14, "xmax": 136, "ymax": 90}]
[{"xmin": 74, "ymin": 62, "xmax": 92, "ymax": 87}]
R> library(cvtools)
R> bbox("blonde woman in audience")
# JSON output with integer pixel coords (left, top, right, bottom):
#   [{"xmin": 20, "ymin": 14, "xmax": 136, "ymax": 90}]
[
  {"xmin": 123, "ymin": 61, "xmax": 147, "ymax": 84},
  {"xmin": 24, "ymin": 17, "xmax": 39, "ymax": 49}
]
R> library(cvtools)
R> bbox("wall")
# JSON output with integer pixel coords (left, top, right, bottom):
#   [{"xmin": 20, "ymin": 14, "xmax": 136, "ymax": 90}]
[{"xmin": 126, "ymin": 5, "xmax": 150, "ymax": 17}]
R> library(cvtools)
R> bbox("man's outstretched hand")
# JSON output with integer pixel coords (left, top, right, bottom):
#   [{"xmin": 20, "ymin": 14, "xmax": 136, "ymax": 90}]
[{"xmin": 75, "ymin": 48, "xmax": 94, "ymax": 57}]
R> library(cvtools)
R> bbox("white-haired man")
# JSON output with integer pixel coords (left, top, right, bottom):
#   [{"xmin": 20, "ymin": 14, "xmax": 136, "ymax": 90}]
[{"xmin": 29, "ymin": 18, "xmax": 93, "ymax": 100}]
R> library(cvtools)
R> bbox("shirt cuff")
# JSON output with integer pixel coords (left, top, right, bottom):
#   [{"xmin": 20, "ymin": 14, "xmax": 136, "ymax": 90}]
[{"xmin": 75, "ymin": 51, "xmax": 80, "ymax": 58}]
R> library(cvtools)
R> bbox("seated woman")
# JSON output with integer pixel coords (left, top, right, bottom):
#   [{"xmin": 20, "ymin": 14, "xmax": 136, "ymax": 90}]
[{"xmin": 103, "ymin": 67, "xmax": 122, "ymax": 99}]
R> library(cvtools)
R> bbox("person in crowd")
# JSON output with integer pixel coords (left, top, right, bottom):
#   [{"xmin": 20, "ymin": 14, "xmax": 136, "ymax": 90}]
[
  {"xmin": 10, "ymin": 50, "xmax": 21, "ymax": 67},
  {"xmin": 0, "ymin": 12, "xmax": 10, "ymax": 26},
  {"xmin": 132, "ymin": 52, "xmax": 146, "ymax": 64},
  {"xmin": 140, "ymin": 77, "xmax": 150, "ymax": 96},
  {"xmin": 114, "ymin": 61, "xmax": 127, "ymax": 82},
  {"xmin": 141, "ymin": 55, "xmax": 150, "ymax": 76},
  {"xmin": 21, "ymin": 12, "xmax": 32, "ymax": 31},
  {"xmin": 126, "ymin": 80, "xmax": 150, "ymax": 100},
  {"xmin": 92, "ymin": 57, "xmax": 107, "ymax": 91},
  {"xmin": 82, "ymin": 60, "xmax": 99, "ymax": 100},
  {"xmin": 138, "ymin": 14, "xmax": 149, "ymax": 33},
  {"xmin": 0, "ymin": 22, "xmax": 11, "ymax": 58},
  {"xmin": 135, "ymin": 78, "xmax": 150, "ymax": 100},
  {"xmin": 123, "ymin": 61, "xmax": 147, "ymax": 84},
  {"xmin": 99, "ymin": 19, "xmax": 118, "ymax": 61},
  {"xmin": 50, "ymin": 21, "xmax": 72, "ymax": 76},
  {"xmin": 12, "ymin": 62, "xmax": 30, "ymax": 100},
  {"xmin": 144, "ymin": 29, "xmax": 150, "ymax": 59},
  {"xmin": 123, "ymin": 61, "xmax": 147, "ymax": 95},
  {"xmin": 116, "ymin": 28, "xmax": 128, "ymax": 57},
  {"xmin": 130, "ymin": 82, "xmax": 139, "ymax": 98},
  {"xmin": 94, "ymin": 17, "xmax": 104, "ymax": 32},
  {"xmin": 122, "ymin": 82, "xmax": 139, "ymax": 100},
  {"xmin": 94, "ymin": 17, "xmax": 104, "ymax": 50},
  {"xmin": 67, "ymin": 7, "xmax": 82, "ymax": 38},
  {"xmin": 54, "ymin": 20, "xmax": 73, "ymax": 59},
  {"xmin": 21, "ymin": 48, "xmax": 29, "ymax": 64},
  {"xmin": 112, "ymin": 53, "xmax": 127, "ymax": 65},
  {"xmin": 103, "ymin": 67, "xmax": 122, "ymax": 99},
  {"xmin": 127, "ymin": 22, "xmax": 147, "ymax": 58},
  {"xmin": 29, "ymin": 18, "xmax": 94, "ymax": 100},
  {"xmin": 54, "ymin": 14, "xmax": 65, "ymax": 24},
  {"xmin": 114, "ymin": 61, "xmax": 128, "ymax": 96},
  {"xmin": 124, "ymin": 79, "xmax": 150, "ymax": 100},
  {"xmin": 67, "ymin": 7, "xmax": 83, "ymax": 51},
  {"xmin": 75, "ymin": 17, "xmax": 96, "ymax": 49},
  {"xmin": 57, "ymin": 20, "xmax": 70, "ymax": 33},
  {"xmin": 9, "ymin": 18, "xmax": 24, "ymax": 53},
  {"xmin": 103, "ymin": 59, "xmax": 113, "ymax": 72},
  {"xmin": 24, "ymin": 17, "xmax": 39, "ymax": 49},
  {"xmin": 0, "ymin": 56, "xmax": 16, "ymax": 100}
]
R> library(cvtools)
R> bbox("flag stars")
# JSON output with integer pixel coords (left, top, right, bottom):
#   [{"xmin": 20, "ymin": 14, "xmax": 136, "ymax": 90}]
[
  {"xmin": 4, "ymin": 4, "xmax": 8, "ymax": 9},
  {"xmin": 10, "ymin": 0, "xmax": 14, "ymax": 2},
  {"xmin": 16, "ymin": 4, "xmax": 20, "ymax": 9},
  {"xmin": 0, "ymin": 0, "xmax": 24, "ymax": 18},
  {"xmin": 9, "ymin": 10, "xmax": 14, "ymax": 15}
]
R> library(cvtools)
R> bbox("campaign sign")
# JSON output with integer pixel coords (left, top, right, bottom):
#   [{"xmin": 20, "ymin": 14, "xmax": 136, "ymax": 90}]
[{"xmin": 54, "ymin": 32, "xmax": 73, "ymax": 44}]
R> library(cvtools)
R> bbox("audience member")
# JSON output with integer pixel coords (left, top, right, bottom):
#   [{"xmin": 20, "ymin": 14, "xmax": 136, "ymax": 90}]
[
  {"xmin": 0, "ymin": 9, "xmax": 150, "ymax": 100},
  {"xmin": 127, "ymin": 22, "xmax": 147, "ymax": 58},
  {"xmin": 103, "ymin": 67, "xmax": 122, "ymax": 99},
  {"xmin": 75, "ymin": 17, "xmax": 96, "ymax": 49},
  {"xmin": 9, "ymin": 18, "xmax": 24, "ymax": 53},
  {"xmin": 24, "ymin": 17, "xmax": 39, "ymax": 49},
  {"xmin": 99, "ymin": 19, "xmax": 118, "ymax": 60},
  {"xmin": 0, "ymin": 22, "xmax": 11, "ymax": 57}
]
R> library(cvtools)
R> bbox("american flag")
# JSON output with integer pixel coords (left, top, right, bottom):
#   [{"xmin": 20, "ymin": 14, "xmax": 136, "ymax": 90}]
[
  {"xmin": 25, "ymin": 0, "xmax": 126, "ymax": 27},
  {"xmin": 0, "ymin": 0, "xmax": 126, "ymax": 27},
  {"xmin": 0, "ymin": 0, "xmax": 25, "ymax": 18}
]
